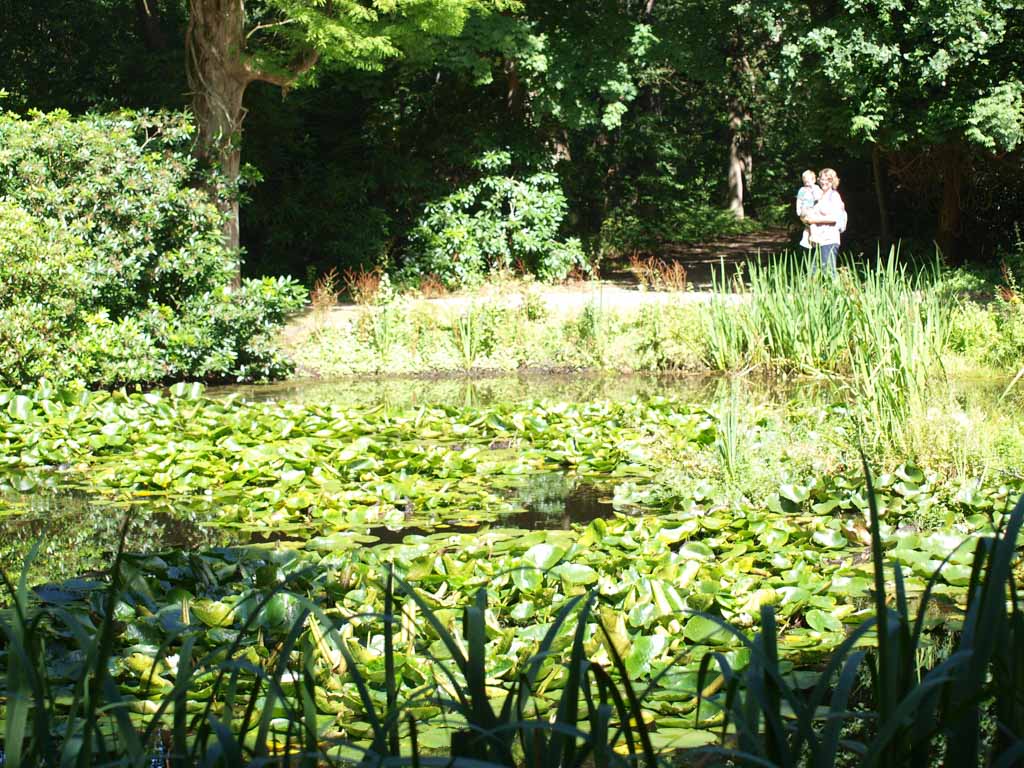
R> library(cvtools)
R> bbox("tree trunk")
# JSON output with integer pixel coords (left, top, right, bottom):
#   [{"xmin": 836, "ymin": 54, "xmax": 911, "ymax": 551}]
[
  {"xmin": 186, "ymin": 0, "xmax": 319, "ymax": 285},
  {"xmin": 134, "ymin": 0, "xmax": 167, "ymax": 50},
  {"xmin": 503, "ymin": 58, "xmax": 525, "ymax": 117},
  {"xmin": 727, "ymin": 107, "xmax": 746, "ymax": 219},
  {"xmin": 871, "ymin": 143, "xmax": 891, "ymax": 250},
  {"xmin": 187, "ymin": 0, "xmax": 250, "ymax": 285},
  {"xmin": 936, "ymin": 145, "xmax": 963, "ymax": 262}
]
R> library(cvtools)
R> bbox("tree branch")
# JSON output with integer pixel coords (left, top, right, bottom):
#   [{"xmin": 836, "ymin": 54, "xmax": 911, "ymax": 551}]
[
  {"xmin": 247, "ymin": 47, "xmax": 320, "ymax": 88},
  {"xmin": 246, "ymin": 18, "xmax": 298, "ymax": 40}
]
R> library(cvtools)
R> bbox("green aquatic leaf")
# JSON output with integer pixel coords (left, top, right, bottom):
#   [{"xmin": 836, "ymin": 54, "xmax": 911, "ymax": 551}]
[
  {"xmin": 648, "ymin": 728, "xmax": 717, "ymax": 750},
  {"xmin": 8, "ymin": 395, "xmax": 33, "ymax": 421},
  {"xmin": 522, "ymin": 542, "xmax": 566, "ymax": 570},
  {"xmin": 625, "ymin": 633, "xmax": 668, "ymax": 678},
  {"xmin": 169, "ymin": 382, "xmax": 205, "ymax": 400},
  {"xmin": 812, "ymin": 529, "xmax": 847, "ymax": 549},
  {"xmin": 262, "ymin": 593, "xmax": 302, "ymax": 628},
  {"xmin": 805, "ymin": 608, "xmax": 843, "ymax": 633},
  {"xmin": 941, "ymin": 563, "xmax": 973, "ymax": 586},
  {"xmin": 897, "ymin": 464, "xmax": 925, "ymax": 484},
  {"xmin": 511, "ymin": 567, "xmax": 543, "ymax": 593},
  {"xmin": 190, "ymin": 599, "xmax": 235, "ymax": 628},
  {"xmin": 679, "ymin": 541, "xmax": 714, "ymax": 561},
  {"xmin": 779, "ymin": 483, "xmax": 810, "ymax": 503},
  {"xmin": 552, "ymin": 562, "xmax": 598, "ymax": 585},
  {"xmin": 683, "ymin": 615, "xmax": 732, "ymax": 645},
  {"xmin": 811, "ymin": 497, "xmax": 842, "ymax": 514}
]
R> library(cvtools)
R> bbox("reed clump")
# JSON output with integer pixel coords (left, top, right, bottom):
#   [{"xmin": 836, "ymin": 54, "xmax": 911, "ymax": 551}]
[{"xmin": 703, "ymin": 252, "xmax": 952, "ymax": 454}]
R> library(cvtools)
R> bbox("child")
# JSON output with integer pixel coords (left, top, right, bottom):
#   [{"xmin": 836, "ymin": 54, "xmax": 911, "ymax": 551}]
[{"xmin": 795, "ymin": 170, "xmax": 822, "ymax": 249}]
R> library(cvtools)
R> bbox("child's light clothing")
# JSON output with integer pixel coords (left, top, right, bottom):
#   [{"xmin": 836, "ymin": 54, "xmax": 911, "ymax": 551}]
[{"xmin": 796, "ymin": 183, "xmax": 823, "ymax": 249}]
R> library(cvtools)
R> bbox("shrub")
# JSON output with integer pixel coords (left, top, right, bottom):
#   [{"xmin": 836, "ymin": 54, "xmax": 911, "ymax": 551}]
[
  {"xmin": 0, "ymin": 109, "xmax": 306, "ymax": 387},
  {"xmin": 601, "ymin": 199, "xmax": 761, "ymax": 258},
  {"xmin": 0, "ymin": 203, "xmax": 91, "ymax": 384},
  {"xmin": 164, "ymin": 277, "xmax": 307, "ymax": 381},
  {"xmin": 404, "ymin": 150, "xmax": 586, "ymax": 287}
]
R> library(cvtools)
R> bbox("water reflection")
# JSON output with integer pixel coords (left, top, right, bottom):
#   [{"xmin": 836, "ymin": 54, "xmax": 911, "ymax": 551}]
[
  {"xmin": 211, "ymin": 372, "xmax": 725, "ymax": 411},
  {"xmin": 0, "ymin": 471, "xmax": 618, "ymax": 582},
  {"xmin": 0, "ymin": 488, "xmax": 227, "ymax": 584}
]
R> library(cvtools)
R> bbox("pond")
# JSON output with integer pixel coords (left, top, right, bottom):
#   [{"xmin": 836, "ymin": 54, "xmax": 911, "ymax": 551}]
[
  {"xmin": 0, "ymin": 373, "xmax": 800, "ymax": 581},
  {"xmin": 0, "ymin": 372, "xmax": 1021, "ymax": 755},
  {"xmin": 1, "ymin": 371, "xmax": 1019, "ymax": 586}
]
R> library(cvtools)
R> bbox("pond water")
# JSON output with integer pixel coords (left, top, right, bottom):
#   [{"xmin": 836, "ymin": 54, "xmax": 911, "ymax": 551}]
[
  {"xmin": 0, "ymin": 473, "xmax": 619, "ymax": 583},
  {"xmin": 211, "ymin": 371, "xmax": 726, "ymax": 409},
  {"xmin": 0, "ymin": 371, "xmax": 1018, "ymax": 586},
  {"xmin": 2, "ymin": 371, "xmax": 1021, "ymax": 753},
  {"xmin": 3, "ymin": 374, "xmax": 680, "ymax": 581}
]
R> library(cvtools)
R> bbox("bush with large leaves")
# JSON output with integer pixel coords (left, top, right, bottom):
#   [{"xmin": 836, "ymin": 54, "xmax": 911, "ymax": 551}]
[
  {"xmin": 0, "ymin": 109, "xmax": 305, "ymax": 387},
  {"xmin": 404, "ymin": 150, "xmax": 586, "ymax": 287},
  {"xmin": 0, "ymin": 203, "xmax": 91, "ymax": 384}
]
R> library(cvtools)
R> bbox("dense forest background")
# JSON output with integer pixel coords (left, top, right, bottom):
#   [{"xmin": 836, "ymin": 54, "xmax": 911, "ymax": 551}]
[{"xmin": 2, "ymin": 0, "xmax": 1022, "ymax": 285}]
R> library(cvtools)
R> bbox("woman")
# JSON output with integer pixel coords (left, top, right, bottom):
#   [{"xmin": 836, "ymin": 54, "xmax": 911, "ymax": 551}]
[{"xmin": 802, "ymin": 168, "xmax": 846, "ymax": 272}]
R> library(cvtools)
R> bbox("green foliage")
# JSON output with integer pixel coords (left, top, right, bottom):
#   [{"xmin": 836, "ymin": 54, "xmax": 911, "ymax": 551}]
[
  {"xmin": 0, "ymin": 110, "xmax": 306, "ymax": 386},
  {"xmin": 405, "ymin": 151, "xmax": 586, "ymax": 286},
  {"xmin": 251, "ymin": 0, "xmax": 484, "ymax": 75},
  {"xmin": 950, "ymin": 300, "xmax": 1024, "ymax": 372},
  {"xmin": 0, "ymin": 203, "xmax": 91, "ymax": 384},
  {"xmin": 449, "ymin": 303, "xmax": 505, "ymax": 368},
  {"xmin": 601, "ymin": 201, "xmax": 762, "ymax": 257},
  {"xmin": 0, "ymin": 0, "xmax": 186, "ymax": 113},
  {"xmin": 700, "ymin": 253, "xmax": 954, "ymax": 454},
  {"xmin": 782, "ymin": 0, "xmax": 1024, "ymax": 154},
  {"xmin": 0, "ymin": 109, "xmax": 227, "ymax": 314}
]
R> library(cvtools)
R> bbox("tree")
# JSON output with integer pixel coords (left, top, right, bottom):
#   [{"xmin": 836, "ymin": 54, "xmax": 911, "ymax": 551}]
[
  {"xmin": 780, "ymin": 0, "xmax": 1024, "ymax": 258},
  {"xmin": 653, "ymin": 0, "xmax": 792, "ymax": 220},
  {"xmin": 185, "ymin": 0, "xmax": 480, "ymax": 275}
]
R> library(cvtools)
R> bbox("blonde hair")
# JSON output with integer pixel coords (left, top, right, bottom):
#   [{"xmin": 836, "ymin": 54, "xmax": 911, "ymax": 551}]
[
  {"xmin": 818, "ymin": 168, "xmax": 840, "ymax": 189},
  {"xmin": 801, "ymin": 170, "xmax": 816, "ymax": 185}
]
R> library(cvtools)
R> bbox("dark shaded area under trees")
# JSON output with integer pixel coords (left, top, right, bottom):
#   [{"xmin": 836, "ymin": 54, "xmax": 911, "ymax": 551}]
[{"xmin": 1, "ymin": 0, "xmax": 1022, "ymax": 284}]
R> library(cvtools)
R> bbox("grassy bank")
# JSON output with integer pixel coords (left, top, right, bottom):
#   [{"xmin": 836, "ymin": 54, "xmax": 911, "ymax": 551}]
[{"xmin": 287, "ymin": 254, "xmax": 1024, "ymax": 386}]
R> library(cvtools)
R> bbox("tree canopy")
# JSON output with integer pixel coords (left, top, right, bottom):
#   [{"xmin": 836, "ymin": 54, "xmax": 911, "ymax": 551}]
[{"xmin": 0, "ymin": 0, "xmax": 1021, "ymax": 274}]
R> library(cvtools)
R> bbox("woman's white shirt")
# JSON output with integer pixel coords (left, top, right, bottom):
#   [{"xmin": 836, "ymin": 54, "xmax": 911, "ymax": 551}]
[{"xmin": 809, "ymin": 189, "xmax": 845, "ymax": 246}]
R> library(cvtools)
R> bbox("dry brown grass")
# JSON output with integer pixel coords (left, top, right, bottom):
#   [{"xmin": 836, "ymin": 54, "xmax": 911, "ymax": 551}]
[
  {"xmin": 999, "ymin": 260, "xmax": 1020, "ymax": 303},
  {"xmin": 343, "ymin": 266, "xmax": 383, "ymax": 305},
  {"xmin": 565, "ymin": 263, "xmax": 596, "ymax": 285},
  {"xmin": 310, "ymin": 267, "xmax": 341, "ymax": 318},
  {"xmin": 629, "ymin": 255, "xmax": 688, "ymax": 291},
  {"xmin": 418, "ymin": 274, "xmax": 448, "ymax": 299},
  {"xmin": 657, "ymin": 259, "xmax": 688, "ymax": 292}
]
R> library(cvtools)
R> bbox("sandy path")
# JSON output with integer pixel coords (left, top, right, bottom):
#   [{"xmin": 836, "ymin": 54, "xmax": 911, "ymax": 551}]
[{"xmin": 283, "ymin": 228, "xmax": 790, "ymax": 342}]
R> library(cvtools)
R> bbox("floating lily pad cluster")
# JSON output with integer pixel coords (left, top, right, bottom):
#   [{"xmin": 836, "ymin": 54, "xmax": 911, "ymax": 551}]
[
  {"xmin": 1, "ymin": 381, "xmax": 1021, "ymax": 749},
  {"xmin": 7, "ymin": 501, "xmax": 1012, "ymax": 750},
  {"xmin": 0, "ymin": 383, "xmax": 713, "ymax": 535}
]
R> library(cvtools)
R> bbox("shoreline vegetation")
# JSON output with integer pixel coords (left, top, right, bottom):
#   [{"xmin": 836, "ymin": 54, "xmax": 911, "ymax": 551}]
[{"xmin": 286, "ymin": 252, "xmax": 1024, "ymax": 388}]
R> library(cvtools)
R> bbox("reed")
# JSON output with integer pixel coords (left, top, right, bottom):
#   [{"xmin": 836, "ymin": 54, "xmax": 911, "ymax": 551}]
[
  {"xmin": 692, "ymin": 465, "xmax": 1024, "ymax": 768},
  {"xmin": 704, "ymin": 251, "xmax": 953, "ymax": 455}
]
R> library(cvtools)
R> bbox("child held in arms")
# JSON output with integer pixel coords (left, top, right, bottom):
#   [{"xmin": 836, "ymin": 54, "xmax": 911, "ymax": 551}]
[{"xmin": 795, "ymin": 170, "xmax": 822, "ymax": 250}]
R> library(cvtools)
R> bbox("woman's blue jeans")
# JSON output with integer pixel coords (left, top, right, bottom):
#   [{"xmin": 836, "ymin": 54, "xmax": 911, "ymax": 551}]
[{"xmin": 815, "ymin": 244, "xmax": 838, "ymax": 274}]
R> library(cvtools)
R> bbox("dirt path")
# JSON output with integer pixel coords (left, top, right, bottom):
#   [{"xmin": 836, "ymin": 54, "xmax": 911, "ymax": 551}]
[
  {"xmin": 603, "ymin": 227, "xmax": 793, "ymax": 289},
  {"xmin": 283, "ymin": 228, "xmax": 790, "ymax": 343}
]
